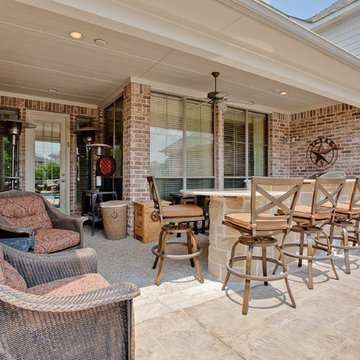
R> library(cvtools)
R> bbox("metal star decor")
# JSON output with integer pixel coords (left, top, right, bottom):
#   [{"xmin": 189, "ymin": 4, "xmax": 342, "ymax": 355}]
[{"xmin": 306, "ymin": 137, "xmax": 338, "ymax": 169}]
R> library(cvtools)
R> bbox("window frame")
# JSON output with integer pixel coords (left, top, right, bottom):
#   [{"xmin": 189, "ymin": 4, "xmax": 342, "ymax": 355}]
[
  {"xmin": 224, "ymin": 107, "xmax": 269, "ymax": 187},
  {"xmin": 150, "ymin": 92, "xmax": 215, "ymax": 191}
]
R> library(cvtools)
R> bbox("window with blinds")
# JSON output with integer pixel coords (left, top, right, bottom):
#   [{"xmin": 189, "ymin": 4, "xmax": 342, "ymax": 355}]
[
  {"xmin": 186, "ymin": 100, "xmax": 213, "ymax": 178},
  {"xmin": 150, "ymin": 94, "xmax": 183, "ymax": 177},
  {"xmin": 150, "ymin": 94, "xmax": 214, "ymax": 200},
  {"xmin": 224, "ymin": 107, "xmax": 268, "ymax": 188},
  {"xmin": 248, "ymin": 112, "xmax": 268, "ymax": 177}
]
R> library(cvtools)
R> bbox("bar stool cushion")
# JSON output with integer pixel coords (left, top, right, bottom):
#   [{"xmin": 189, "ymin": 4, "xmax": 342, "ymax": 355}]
[
  {"xmin": 225, "ymin": 212, "xmax": 288, "ymax": 231},
  {"xmin": 162, "ymin": 204, "xmax": 203, "ymax": 218},
  {"xmin": 288, "ymin": 205, "xmax": 332, "ymax": 220},
  {"xmin": 334, "ymin": 201, "xmax": 360, "ymax": 215}
]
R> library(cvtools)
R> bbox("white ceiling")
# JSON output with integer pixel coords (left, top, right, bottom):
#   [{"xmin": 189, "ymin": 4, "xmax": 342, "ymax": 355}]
[{"xmin": 0, "ymin": 0, "xmax": 359, "ymax": 113}]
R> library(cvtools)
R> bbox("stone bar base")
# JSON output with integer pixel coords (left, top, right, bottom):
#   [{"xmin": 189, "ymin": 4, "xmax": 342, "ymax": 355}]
[{"xmin": 206, "ymin": 180, "xmax": 354, "ymax": 282}]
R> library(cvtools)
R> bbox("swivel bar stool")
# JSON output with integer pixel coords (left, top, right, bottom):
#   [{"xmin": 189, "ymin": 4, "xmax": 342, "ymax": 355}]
[
  {"xmin": 274, "ymin": 177, "xmax": 345, "ymax": 289},
  {"xmin": 316, "ymin": 178, "xmax": 360, "ymax": 274},
  {"xmin": 147, "ymin": 177, "xmax": 204, "ymax": 286},
  {"xmin": 222, "ymin": 176, "xmax": 303, "ymax": 315}
]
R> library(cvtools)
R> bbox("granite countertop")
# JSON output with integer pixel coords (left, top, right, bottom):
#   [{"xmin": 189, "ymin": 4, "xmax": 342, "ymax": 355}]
[{"xmin": 180, "ymin": 178, "xmax": 353, "ymax": 197}]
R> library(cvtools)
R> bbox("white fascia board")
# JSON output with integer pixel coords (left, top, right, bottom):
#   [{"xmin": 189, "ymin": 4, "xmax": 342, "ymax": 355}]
[
  {"xmin": 15, "ymin": 0, "xmax": 360, "ymax": 108},
  {"xmin": 308, "ymin": 2, "xmax": 360, "ymax": 32}
]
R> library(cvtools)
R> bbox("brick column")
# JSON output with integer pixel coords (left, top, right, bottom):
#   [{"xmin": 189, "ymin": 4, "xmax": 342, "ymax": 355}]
[
  {"xmin": 269, "ymin": 112, "xmax": 291, "ymax": 177},
  {"xmin": 215, "ymin": 106, "xmax": 224, "ymax": 189},
  {"xmin": 122, "ymin": 82, "xmax": 151, "ymax": 236}
]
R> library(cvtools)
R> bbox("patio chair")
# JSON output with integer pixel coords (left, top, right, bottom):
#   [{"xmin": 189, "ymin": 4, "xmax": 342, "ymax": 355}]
[
  {"xmin": 147, "ymin": 176, "xmax": 204, "ymax": 286},
  {"xmin": 222, "ymin": 176, "xmax": 303, "ymax": 315},
  {"xmin": 0, "ymin": 190, "xmax": 87, "ymax": 253},
  {"xmin": 0, "ymin": 244, "xmax": 140, "ymax": 359},
  {"xmin": 275, "ymin": 177, "xmax": 345, "ymax": 289},
  {"xmin": 315, "ymin": 178, "xmax": 360, "ymax": 274}
]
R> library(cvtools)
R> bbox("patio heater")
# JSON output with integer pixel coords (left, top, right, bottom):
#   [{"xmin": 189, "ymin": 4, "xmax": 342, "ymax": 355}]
[
  {"xmin": 0, "ymin": 119, "xmax": 36, "ymax": 190},
  {"xmin": 87, "ymin": 143, "xmax": 111, "ymax": 188}
]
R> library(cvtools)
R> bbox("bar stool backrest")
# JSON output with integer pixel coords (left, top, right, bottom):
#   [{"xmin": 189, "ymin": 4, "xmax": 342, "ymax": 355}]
[
  {"xmin": 311, "ymin": 177, "xmax": 346, "ymax": 220},
  {"xmin": 251, "ymin": 176, "xmax": 304, "ymax": 236},
  {"xmin": 348, "ymin": 178, "xmax": 360, "ymax": 212},
  {"xmin": 147, "ymin": 176, "xmax": 163, "ymax": 222}
]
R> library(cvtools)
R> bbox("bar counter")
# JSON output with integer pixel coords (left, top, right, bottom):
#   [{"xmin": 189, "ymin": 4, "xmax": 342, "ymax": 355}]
[{"xmin": 181, "ymin": 179, "xmax": 355, "ymax": 282}]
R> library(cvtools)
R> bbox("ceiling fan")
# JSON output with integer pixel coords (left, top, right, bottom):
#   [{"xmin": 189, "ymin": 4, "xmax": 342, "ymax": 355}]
[{"xmin": 189, "ymin": 72, "xmax": 255, "ymax": 112}]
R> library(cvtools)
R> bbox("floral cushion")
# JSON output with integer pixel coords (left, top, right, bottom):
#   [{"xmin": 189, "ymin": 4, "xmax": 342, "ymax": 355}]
[
  {"xmin": 0, "ymin": 246, "xmax": 27, "ymax": 292},
  {"xmin": 27, "ymin": 274, "xmax": 109, "ymax": 296},
  {"xmin": 34, "ymin": 229, "xmax": 80, "ymax": 254},
  {"xmin": 0, "ymin": 196, "xmax": 52, "ymax": 230}
]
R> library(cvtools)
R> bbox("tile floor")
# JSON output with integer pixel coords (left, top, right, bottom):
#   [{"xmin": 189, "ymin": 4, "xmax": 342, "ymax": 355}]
[{"xmin": 135, "ymin": 253, "xmax": 360, "ymax": 359}]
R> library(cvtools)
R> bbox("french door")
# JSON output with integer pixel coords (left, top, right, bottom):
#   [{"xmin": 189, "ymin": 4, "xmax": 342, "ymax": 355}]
[{"xmin": 25, "ymin": 111, "xmax": 70, "ymax": 214}]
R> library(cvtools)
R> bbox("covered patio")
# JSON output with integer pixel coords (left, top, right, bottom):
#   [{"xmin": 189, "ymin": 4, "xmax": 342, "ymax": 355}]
[
  {"xmin": 85, "ymin": 226, "xmax": 360, "ymax": 359},
  {"xmin": 0, "ymin": 0, "xmax": 360, "ymax": 358}
]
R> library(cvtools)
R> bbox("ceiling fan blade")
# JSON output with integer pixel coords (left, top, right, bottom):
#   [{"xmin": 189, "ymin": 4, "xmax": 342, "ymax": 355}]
[
  {"xmin": 215, "ymin": 92, "xmax": 230, "ymax": 99},
  {"xmin": 217, "ymin": 102, "xmax": 228, "ymax": 113},
  {"xmin": 225, "ymin": 98, "xmax": 255, "ymax": 105},
  {"xmin": 187, "ymin": 100, "xmax": 210, "ymax": 111}
]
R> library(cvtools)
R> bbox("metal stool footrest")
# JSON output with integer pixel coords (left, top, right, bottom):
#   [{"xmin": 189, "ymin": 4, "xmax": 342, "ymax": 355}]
[
  {"xmin": 226, "ymin": 255, "xmax": 290, "ymax": 282},
  {"xmin": 281, "ymin": 243, "xmax": 334, "ymax": 261},
  {"xmin": 152, "ymin": 222, "xmax": 204, "ymax": 285},
  {"xmin": 152, "ymin": 241, "xmax": 203, "ymax": 260}
]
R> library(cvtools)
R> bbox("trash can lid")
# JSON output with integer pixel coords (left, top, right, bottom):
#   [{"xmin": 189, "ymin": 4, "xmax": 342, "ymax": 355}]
[{"xmin": 100, "ymin": 200, "xmax": 127, "ymax": 208}]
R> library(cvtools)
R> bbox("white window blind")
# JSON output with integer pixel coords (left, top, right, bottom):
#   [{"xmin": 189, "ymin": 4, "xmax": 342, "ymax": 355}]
[
  {"xmin": 186, "ymin": 101, "xmax": 213, "ymax": 177},
  {"xmin": 224, "ymin": 108, "xmax": 246, "ymax": 177},
  {"xmin": 150, "ymin": 94, "xmax": 183, "ymax": 177},
  {"xmin": 248, "ymin": 112, "xmax": 268, "ymax": 177}
]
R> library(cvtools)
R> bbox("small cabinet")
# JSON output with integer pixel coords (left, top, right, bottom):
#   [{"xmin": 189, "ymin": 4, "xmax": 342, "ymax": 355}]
[{"xmin": 134, "ymin": 200, "xmax": 170, "ymax": 243}]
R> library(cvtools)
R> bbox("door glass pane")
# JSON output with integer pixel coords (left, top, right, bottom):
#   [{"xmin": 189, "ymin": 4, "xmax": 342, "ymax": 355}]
[{"xmin": 35, "ymin": 122, "xmax": 61, "ymax": 207}]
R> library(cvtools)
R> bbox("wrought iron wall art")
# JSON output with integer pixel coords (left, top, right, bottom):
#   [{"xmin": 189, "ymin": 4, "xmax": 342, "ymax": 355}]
[{"xmin": 306, "ymin": 137, "xmax": 338, "ymax": 169}]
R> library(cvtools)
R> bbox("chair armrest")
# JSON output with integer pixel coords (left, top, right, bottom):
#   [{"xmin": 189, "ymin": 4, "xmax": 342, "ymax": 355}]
[
  {"xmin": 2, "ymin": 246, "xmax": 97, "ymax": 287},
  {"xmin": 0, "ymin": 219, "xmax": 33, "ymax": 236},
  {"xmin": 0, "ymin": 282, "xmax": 140, "ymax": 312}
]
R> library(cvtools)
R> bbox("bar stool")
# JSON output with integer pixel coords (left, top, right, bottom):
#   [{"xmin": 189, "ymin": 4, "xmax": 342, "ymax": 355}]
[
  {"xmin": 147, "ymin": 177, "xmax": 205, "ymax": 286},
  {"xmin": 274, "ymin": 177, "xmax": 345, "ymax": 289},
  {"xmin": 316, "ymin": 178, "xmax": 360, "ymax": 274},
  {"xmin": 222, "ymin": 176, "xmax": 303, "ymax": 315}
]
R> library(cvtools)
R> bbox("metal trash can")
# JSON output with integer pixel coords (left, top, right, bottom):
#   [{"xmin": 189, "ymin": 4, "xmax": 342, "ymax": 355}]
[{"xmin": 100, "ymin": 200, "xmax": 127, "ymax": 240}]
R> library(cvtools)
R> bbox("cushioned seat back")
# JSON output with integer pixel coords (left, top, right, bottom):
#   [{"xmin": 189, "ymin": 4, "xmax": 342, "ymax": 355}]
[{"xmin": 0, "ymin": 195, "xmax": 52, "ymax": 230}]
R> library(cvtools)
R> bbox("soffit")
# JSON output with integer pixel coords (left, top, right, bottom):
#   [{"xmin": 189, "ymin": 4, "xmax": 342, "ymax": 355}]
[{"xmin": 1, "ymin": 0, "xmax": 358, "ymax": 112}]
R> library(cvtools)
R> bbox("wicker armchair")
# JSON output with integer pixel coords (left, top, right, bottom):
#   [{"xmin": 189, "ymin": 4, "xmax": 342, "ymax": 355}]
[
  {"xmin": 0, "ymin": 245, "xmax": 140, "ymax": 359},
  {"xmin": 0, "ymin": 190, "xmax": 87, "ymax": 253}
]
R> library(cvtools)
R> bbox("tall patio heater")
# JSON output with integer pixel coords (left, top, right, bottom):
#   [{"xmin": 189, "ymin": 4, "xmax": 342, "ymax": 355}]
[
  {"xmin": 0, "ymin": 119, "xmax": 36, "ymax": 190},
  {"xmin": 87, "ymin": 143, "xmax": 111, "ymax": 188}
]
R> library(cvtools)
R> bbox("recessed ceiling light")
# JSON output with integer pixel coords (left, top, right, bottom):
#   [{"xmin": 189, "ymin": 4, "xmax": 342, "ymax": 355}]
[
  {"xmin": 273, "ymin": 89, "xmax": 288, "ymax": 96},
  {"xmin": 48, "ymin": 88, "xmax": 58, "ymax": 93},
  {"xmin": 69, "ymin": 31, "xmax": 84, "ymax": 40},
  {"xmin": 94, "ymin": 38, "xmax": 107, "ymax": 46}
]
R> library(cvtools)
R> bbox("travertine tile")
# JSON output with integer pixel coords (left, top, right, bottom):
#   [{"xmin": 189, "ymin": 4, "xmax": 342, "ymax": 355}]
[
  {"xmin": 155, "ymin": 322, "xmax": 230, "ymax": 360},
  {"xmin": 324, "ymin": 340, "xmax": 360, "ymax": 360}
]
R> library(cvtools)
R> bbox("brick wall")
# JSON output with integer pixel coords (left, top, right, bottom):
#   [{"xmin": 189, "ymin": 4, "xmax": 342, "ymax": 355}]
[
  {"xmin": 269, "ymin": 112, "xmax": 291, "ymax": 177},
  {"xmin": 290, "ymin": 104, "xmax": 360, "ymax": 178},
  {"xmin": 0, "ymin": 96, "xmax": 100, "ymax": 214},
  {"xmin": 122, "ymin": 82, "xmax": 151, "ymax": 235}
]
